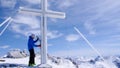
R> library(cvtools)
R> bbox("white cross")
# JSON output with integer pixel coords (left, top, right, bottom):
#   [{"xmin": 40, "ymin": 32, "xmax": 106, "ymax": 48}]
[{"xmin": 19, "ymin": 0, "xmax": 65, "ymax": 67}]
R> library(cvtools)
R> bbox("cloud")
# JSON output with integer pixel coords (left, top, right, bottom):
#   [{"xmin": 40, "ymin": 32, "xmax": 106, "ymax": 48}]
[
  {"xmin": 66, "ymin": 34, "xmax": 80, "ymax": 42},
  {"xmin": 0, "ymin": 0, "xmax": 16, "ymax": 8},
  {"xmin": 50, "ymin": 0, "xmax": 78, "ymax": 10},
  {"xmin": 10, "ymin": 23, "xmax": 40, "ymax": 36},
  {"xmin": 11, "ymin": 23, "xmax": 63, "ymax": 39},
  {"xmin": 58, "ymin": 0, "xmax": 75, "ymax": 9},
  {"xmin": 0, "ymin": 45, "xmax": 9, "ymax": 49},
  {"xmin": 47, "ymin": 30, "xmax": 63, "ymax": 39},
  {"xmin": 84, "ymin": 22, "xmax": 96, "ymax": 35},
  {"xmin": 10, "ymin": 14, "xmax": 63, "ymax": 39},
  {"xmin": 82, "ymin": 0, "xmax": 120, "ymax": 35},
  {"xmin": 10, "ymin": 14, "xmax": 40, "ymax": 36},
  {"xmin": 24, "ymin": 0, "xmax": 41, "ymax": 5},
  {"xmin": 13, "ymin": 14, "xmax": 40, "ymax": 29}
]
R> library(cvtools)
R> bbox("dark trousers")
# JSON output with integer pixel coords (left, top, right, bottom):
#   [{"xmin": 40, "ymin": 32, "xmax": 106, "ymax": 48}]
[{"xmin": 29, "ymin": 49, "xmax": 35, "ymax": 65}]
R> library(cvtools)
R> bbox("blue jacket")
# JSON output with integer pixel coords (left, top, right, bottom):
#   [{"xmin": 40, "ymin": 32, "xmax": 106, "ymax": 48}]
[{"xmin": 28, "ymin": 36, "xmax": 39, "ymax": 50}]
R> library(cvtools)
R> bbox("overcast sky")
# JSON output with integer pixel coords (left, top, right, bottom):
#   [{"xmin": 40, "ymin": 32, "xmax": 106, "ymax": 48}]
[{"xmin": 0, "ymin": 0, "xmax": 120, "ymax": 57}]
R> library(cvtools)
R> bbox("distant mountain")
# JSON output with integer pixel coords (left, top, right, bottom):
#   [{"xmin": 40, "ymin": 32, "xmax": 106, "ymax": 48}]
[
  {"xmin": 0, "ymin": 50, "xmax": 120, "ymax": 68},
  {"xmin": 66, "ymin": 56, "xmax": 119, "ymax": 68},
  {"xmin": 5, "ymin": 49, "xmax": 28, "ymax": 58}
]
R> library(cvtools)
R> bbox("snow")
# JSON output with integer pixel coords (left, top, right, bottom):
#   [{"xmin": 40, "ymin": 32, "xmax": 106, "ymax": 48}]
[
  {"xmin": 6, "ymin": 49, "xmax": 27, "ymax": 58},
  {"xmin": 0, "ymin": 52, "xmax": 120, "ymax": 68},
  {"xmin": 0, "ymin": 54, "xmax": 76, "ymax": 68}
]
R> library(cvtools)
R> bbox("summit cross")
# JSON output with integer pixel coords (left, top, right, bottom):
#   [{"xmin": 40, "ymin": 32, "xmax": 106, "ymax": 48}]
[{"xmin": 19, "ymin": 0, "xmax": 65, "ymax": 67}]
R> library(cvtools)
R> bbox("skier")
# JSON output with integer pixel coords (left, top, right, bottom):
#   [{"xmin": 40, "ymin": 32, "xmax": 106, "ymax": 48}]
[{"xmin": 28, "ymin": 34, "xmax": 41, "ymax": 66}]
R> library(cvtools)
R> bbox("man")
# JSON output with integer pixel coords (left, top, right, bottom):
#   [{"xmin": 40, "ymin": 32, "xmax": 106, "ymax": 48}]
[{"xmin": 28, "ymin": 34, "xmax": 41, "ymax": 66}]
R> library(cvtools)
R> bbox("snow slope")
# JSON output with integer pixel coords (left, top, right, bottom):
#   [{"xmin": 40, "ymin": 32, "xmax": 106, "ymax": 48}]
[
  {"xmin": 0, "ymin": 53, "xmax": 120, "ymax": 68},
  {"xmin": 0, "ymin": 55, "xmax": 76, "ymax": 68}
]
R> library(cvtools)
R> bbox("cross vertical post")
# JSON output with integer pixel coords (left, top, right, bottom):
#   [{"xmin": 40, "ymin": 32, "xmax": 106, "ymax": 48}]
[
  {"xmin": 19, "ymin": 0, "xmax": 65, "ymax": 67},
  {"xmin": 40, "ymin": 0, "xmax": 47, "ymax": 64}
]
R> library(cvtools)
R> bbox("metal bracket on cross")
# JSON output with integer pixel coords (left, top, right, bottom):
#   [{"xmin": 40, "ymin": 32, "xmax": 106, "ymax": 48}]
[{"xmin": 19, "ymin": 0, "xmax": 66, "ymax": 68}]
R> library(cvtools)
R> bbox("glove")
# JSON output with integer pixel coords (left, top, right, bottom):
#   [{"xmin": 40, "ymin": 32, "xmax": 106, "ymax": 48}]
[
  {"xmin": 36, "ymin": 36, "xmax": 39, "ymax": 41},
  {"xmin": 38, "ymin": 45, "xmax": 41, "ymax": 48},
  {"xmin": 36, "ymin": 36, "xmax": 39, "ymax": 39}
]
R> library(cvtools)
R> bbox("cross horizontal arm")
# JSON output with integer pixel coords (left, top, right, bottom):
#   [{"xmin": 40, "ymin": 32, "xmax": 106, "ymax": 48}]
[
  {"xmin": 46, "ymin": 10, "xmax": 65, "ymax": 19},
  {"xmin": 19, "ymin": 7, "xmax": 42, "ymax": 16},
  {"xmin": 19, "ymin": 7, "xmax": 65, "ymax": 19},
  {"xmin": 0, "ymin": 17, "xmax": 11, "ymax": 27}
]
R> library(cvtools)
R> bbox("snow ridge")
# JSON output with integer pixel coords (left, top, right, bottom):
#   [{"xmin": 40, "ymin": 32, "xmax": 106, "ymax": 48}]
[{"xmin": 0, "ymin": 50, "xmax": 120, "ymax": 68}]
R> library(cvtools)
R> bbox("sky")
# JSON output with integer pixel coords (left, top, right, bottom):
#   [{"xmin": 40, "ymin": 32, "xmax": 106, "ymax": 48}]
[{"xmin": 0, "ymin": 0, "xmax": 120, "ymax": 57}]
